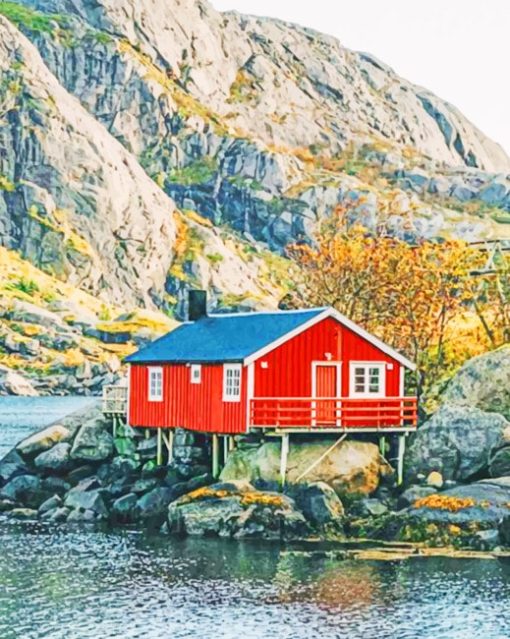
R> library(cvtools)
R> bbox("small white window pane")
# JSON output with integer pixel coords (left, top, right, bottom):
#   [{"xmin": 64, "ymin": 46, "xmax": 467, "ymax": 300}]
[
  {"xmin": 223, "ymin": 364, "xmax": 241, "ymax": 402},
  {"xmin": 351, "ymin": 364, "xmax": 384, "ymax": 397},
  {"xmin": 148, "ymin": 367, "xmax": 163, "ymax": 402},
  {"xmin": 191, "ymin": 365, "xmax": 201, "ymax": 384}
]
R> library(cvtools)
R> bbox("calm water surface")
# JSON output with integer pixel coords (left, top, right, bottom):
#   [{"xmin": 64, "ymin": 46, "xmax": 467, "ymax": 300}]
[{"xmin": 0, "ymin": 398, "xmax": 510, "ymax": 639}]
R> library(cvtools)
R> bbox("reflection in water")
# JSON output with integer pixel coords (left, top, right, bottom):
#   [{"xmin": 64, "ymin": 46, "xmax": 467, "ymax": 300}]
[
  {"xmin": 1, "ymin": 398, "xmax": 510, "ymax": 638},
  {"xmin": 0, "ymin": 521, "xmax": 510, "ymax": 639}
]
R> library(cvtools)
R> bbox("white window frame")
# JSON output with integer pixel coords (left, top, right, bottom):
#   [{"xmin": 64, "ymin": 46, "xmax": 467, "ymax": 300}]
[
  {"xmin": 223, "ymin": 364, "xmax": 242, "ymax": 402},
  {"xmin": 349, "ymin": 362, "xmax": 386, "ymax": 398},
  {"xmin": 148, "ymin": 366, "xmax": 163, "ymax": 402},
  {"xmin": 191, "ymin": 364, "xmax": 202, "ymax": 384}
]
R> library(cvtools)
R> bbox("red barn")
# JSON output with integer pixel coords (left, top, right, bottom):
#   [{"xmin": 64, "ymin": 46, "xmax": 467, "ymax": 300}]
[{"xmin": 125, "ymin": 291, "xmax": 417, "ymax": 480}]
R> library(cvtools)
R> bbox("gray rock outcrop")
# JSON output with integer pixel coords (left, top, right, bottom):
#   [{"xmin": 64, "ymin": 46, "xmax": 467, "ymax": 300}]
[{"xmin": 405, "ymin": 404, "xmax": 510, "ymax": 482}]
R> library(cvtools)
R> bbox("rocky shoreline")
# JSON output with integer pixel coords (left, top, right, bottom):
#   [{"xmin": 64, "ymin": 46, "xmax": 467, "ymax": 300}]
[
  {"xmin": 0, "ymin": 408, "xmax": 509, "ymax": 552},
  {"xmin": 3, "ymin": 346, "xmax": 510, "ymax": 551}
]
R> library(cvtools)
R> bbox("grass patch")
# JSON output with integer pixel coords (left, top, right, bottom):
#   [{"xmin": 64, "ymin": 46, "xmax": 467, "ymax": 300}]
[
  {"xmin": 0, "ymin": 2, "xmax": 72, "ymax": 41},
  {"xmin": 5, "ymin": 277, "xmax": 39, "ymax": 296},
  {"xmin": 168, "ymin": 157, "xmax": 217, "ymax": 186}
]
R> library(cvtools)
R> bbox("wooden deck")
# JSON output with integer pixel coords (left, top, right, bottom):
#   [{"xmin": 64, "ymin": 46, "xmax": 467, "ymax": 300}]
[
  {"xmin": 249, "ymin": 396, "xmax": 417, "ymax": 432},
  {"xmin": 102, "ymin": 384, "xmax": 128, "ymax": 415}
]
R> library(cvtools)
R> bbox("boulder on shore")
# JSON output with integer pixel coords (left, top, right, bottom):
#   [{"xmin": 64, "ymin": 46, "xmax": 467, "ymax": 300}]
[
  {"xmin": 405, "ymin": 404, "xmax": 510, "ymax": 482},
  {"xmin": 17, "ymin": 425, "xmax": 71, "ymax": 458},
  {"xmin": 70, "ymin": 416, "xmax": 114, "ymax": 462},
  {"xmin": 167, "ymin": 480, "xmax": 308, "ymax": 540},
  {"xmin": 34, "ymin": 443, "xmax": 73, "ymax": 473},
  {"xmin": 289, "ymin": 481, "xmax": 344, "ymax": 526},
  {"xmin": 220, "ymin": 440, "xmax": 392, "ymax": 496},
  {"xmin": 406, "ymin": 480, "xmax": 510, "ymax": 526},
  {"xmin": 443, "ymin": 345, "xmax": 510, "ymax": 420}
]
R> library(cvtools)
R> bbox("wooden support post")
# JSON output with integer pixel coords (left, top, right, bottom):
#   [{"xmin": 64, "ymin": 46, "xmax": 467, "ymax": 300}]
[
  {"xmin": 156, "ymin": 428, "xmax": 163, "ymax": 466},
  {"xmin": 397, "ymin": 434, "xmax": 406, "ymax": 486},
  {"xmin": 280, "ymin": 433, "xmax": 290, "ymax": 489},
  {"xmin": 145, "ymin": 428, "xmax": 151, "ymax": 440},
  {"xmin": 212, "ymin": 434, "xmax": 220, "ymax": 479},
  {"xmin": 162, "ymin": 431, "xmax": 174, "ymax": 465},
  {"xmin": 168, "ymin": 430, "xmax": 174, "ymax": 465},
  {"xmin": 112, "ymin": 415, "xmax": 118, "ymax": 439},
  {"xmin": 228, "ymin": 436, "xmax": 235, "ymax": 452},
  {"xmin": 223, "ymin": 436, "xmax": 229, "ymax": 464},
  {"xmin": 379, "ymin": 435, "xmax": 386, "ymax": 458}
]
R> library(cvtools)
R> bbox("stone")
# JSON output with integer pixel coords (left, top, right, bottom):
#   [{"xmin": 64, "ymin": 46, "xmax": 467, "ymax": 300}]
[
  {"xmin": 114, "ymin": 437, "xmax": 137, "ymax": 457},
  {"xmin": 489, "ymin": 446, "xmax": 510, "ymax": 478},
  {"xmin": 42, "ymin": 477, "xmax": 71, "ymax": 495},
  {"xmin": 67, "ymin": 465, "xmax": 96, "ymax": 485},
  {"xmin": 359, "ymin": 498, "xmax": 388, "ymax": 517},
  {"xmin": 68, "ymin": 477, "xmax": 101, "ymax": 494},
  {"xmin": 71, "ymin": 417, "xmax": 114, "ymax": 462},
  {"xmin": 0, "ymin": 450, "xmax": 29, "ymax": 484},
  {"xmin": 221, "ymin": 440, "xmax": 392, "ymax": 496},
  {"xmin": 131, "ymin": 478, "xmax": 159, "ymax": 495},
  {"xmin": 442, "ymin": 345, "xmax": 510, "ymax": 420},
  {"xmin": 479, "ymin": 181, "xmax": 508, "ymax": 207},
  {"xmin": 290, "ymin": 482, "xmax": 344, "ymax": 526},
  {"xmin": 397, "ymin": 486, "xmax": 437, "ymax": 510},
  {"xmin": 174, "ymin": 429, "xmax": 198, "ymax": 447},
  {"xmin": 10, "ymin": 508, "xmax": 38, "ymax": 520},
  {"xmin": 407, "ymin": 481, "xmax": 510, "ymax": 526},
  {"xmin": 41, "ymin": 506, "xmax": 70, "ymax": 522},
  {"xmin": 34, "ymin": 443, "xmax": 72, "ymax": 473},
  {"xmin": 38, "ymin": 494, "xmax": 63, "ymax": 514},
  {"xmin": 64, "ymin": 489, "xmax": 109, "ymax": 518},
  {"xmin": 474, "ymin": 529, "xmax": 500, "ymax": 551},
  {"xmin": 405, "ymin": 404, "xmax": 510, "ymax": 482},
  {"xmin": 67, "ymin": 509, "xmax": 97, "ymax": 522},
  {"xmin": 0, "ymin": 474, "xmax": 52, "ymax": 509},
  {"xmin": 17, "ymin": 425, "xmax": 71, "ymax": 458},
  {"xmin": 167, "ymin": 483, "xmax": 308, "ymax": 540},
  {"xmin": 136, "ymin": 436, "xmax": 158, "ymax": 459},
  {"xmin": 97, "ymin": 457, "xmax": 140, "ymax": 483},
  {"xmin": 135, "ymin": 487, "xmax": 175, "ymax": 520},
  {"xmin": 426, "ymin": 471, "xmax": 444, "ymax": 489},
  {"xmin": 111, "ymin": 493, "xmax": 137, "ymax": 522},
  {"xmin": 0, "ymin": 368, "xmax": 38, "ymax": 397}
]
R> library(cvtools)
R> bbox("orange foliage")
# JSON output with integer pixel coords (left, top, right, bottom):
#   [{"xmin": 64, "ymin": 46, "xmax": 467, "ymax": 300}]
[
  {"xmin": 413, "ymin": 494, "xmax": 476, "ymax": 512},
  {"xmin": 289, "ymin": 203, "xmax": 489, "ymax": 393}
]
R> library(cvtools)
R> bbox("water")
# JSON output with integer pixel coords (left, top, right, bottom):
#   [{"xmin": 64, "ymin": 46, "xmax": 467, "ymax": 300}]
[{"xmin": 1, "ymin": 398, "xmax": 510, "ymax": 639}]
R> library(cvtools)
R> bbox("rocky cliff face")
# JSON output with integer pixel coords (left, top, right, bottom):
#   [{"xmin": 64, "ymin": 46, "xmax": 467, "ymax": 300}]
[
  {"xmin": 4, "ymin": 0, "xmax": 508, "ymax": 252},
  {"xmin": 0, "ymin": 0, "xmax": 509, "ymax": 388}
]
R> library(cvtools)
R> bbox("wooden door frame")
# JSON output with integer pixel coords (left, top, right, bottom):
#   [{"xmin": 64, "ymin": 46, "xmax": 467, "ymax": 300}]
[{"xmin": 311, "ymin": 361, "xmax": 342, "ymax": 427}]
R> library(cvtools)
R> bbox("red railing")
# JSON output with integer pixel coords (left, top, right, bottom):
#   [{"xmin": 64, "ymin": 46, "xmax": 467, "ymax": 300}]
[{"xmin": 250, "ymin": 396, "xmax": 418, "ymax": 431}]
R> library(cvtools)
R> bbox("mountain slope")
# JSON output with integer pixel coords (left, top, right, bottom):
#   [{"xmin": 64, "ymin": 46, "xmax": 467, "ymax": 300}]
[
  {"xmin": 0, "ymin": 0, "xmax": 508, "ymax": 386},
  {"xmin": 2, "ymin": 0, "xmax": 507, "ymax": 256}
]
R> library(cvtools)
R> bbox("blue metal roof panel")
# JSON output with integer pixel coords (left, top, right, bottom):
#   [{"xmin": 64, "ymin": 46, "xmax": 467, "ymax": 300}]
[{"xmin": 125, "ymin": 308, "xmax": 326, "ymax": 364}]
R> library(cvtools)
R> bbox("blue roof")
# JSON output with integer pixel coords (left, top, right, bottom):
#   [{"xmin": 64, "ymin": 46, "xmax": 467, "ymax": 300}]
[{"xmin": 125, "ymin": 308, "xmax": 326, "ymax": 364}]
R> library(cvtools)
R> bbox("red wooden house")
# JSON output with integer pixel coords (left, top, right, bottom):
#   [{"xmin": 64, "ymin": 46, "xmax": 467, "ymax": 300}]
[{"xmin": 125, "ymin": 292, "xmax": 417, "ymax": 474}]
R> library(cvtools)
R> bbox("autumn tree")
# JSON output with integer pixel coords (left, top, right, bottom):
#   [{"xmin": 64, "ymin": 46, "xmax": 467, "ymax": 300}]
[{"xmin": 289, "ymin": 203, "xmax": 485, "ymax": 395}]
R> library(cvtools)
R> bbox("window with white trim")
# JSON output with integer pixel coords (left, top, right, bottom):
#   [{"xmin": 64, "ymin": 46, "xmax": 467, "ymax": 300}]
[
  {"xmin": 148, "ymin": 367, "xmax": 163, "ymax": 402},
  {"xmin": 191, "ymin": 364, "xmax": 202, "ymax": 384},
  {"xmin": 349, "ymin": 363, "xmax": 385, "ymax": 397},
  {"xmin": 223, "ymin": 364, "xmax": 242, "ymax": 402}
]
